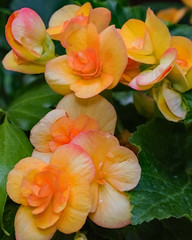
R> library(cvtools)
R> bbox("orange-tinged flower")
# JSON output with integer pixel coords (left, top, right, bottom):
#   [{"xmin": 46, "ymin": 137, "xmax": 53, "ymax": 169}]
[
  {"xmin": 45, "ymin": 23, "xmax": 127, "ymax": 98},
  {"xmin": 6, "ymin": 144, "xmax": 95, "ymax": 239},
  {"xmin": 71, "ymin": 131, "xmax": 141, "ymax": 228},
  {"xmin": 156, "ymin": 7, "xmax": 187, "ymax": 24},
  {"xmin": 2, "ymin": 8, "xmax": 55, "ymax": 74},
  {"xmin": 129, "ymin": 48, "xmax": 177, "ymax": 90},
  {"xmin": 167, "ymin": 36, "xmax": 192, "ymax": 92},
  {"xmin": 30, "ymin": 94, "xmax": 117, "ymax": 153},
  {"xmin": 152, "ymin": 79, "xmax": 188, "ymax": 122},
  {"xmin": 47, "ymin": 2, "xmax": 111, "ymax": 41},
  {"xmin": 121, "ymin": 9, "xmax": 177, "ymax": 90}
]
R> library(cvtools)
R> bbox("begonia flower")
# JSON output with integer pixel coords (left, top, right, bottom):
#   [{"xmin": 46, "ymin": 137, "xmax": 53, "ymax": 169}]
[
  {"xmin": 45, "ymin": 23, "xmax": 127, "ymax": 98},
  {"xmin": 2, "ymin": 8, "xmax": 55, "ymax": 74},
  {"xmin": 152, "ymin": 79, "xmax": 188, "ymax": 122},
  {"xmin": 182, "ymin": 0, "xmax": 192, "ymax": 8},
  {"xmin": 167, "ymin": 36, "xmax": 192, "ymax": 92},
  {"xmin": 121, "ymin": 8, "xmax": 177, "ymax": 90},
  {"xmin": 156, "ymin": 7, "xmax": 187, "ymax": 24},
  {"xmin": 71, "ymin": 131, "xmax": 141, "ymax": 228},
  {"xmin": 6, "ymin": 144, "xmax": 95, "ymax": 240},
  {"xmin": 30, "ymin": 94, "xmax": 117, "ymax": 154},
  {"xmin": 47, "ymin": 2, "xmax": 111, "ymax": 41}
]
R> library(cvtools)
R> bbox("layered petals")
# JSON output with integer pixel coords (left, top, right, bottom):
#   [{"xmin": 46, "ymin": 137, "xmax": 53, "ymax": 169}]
[
  {"xmin": 7, "ymin": 143, "xmax": 94, "ymax": 238},
  {"xmin": 47, "ymin": 2, "xmax": 111, "ymax": 42},
  {"xmin": 153, "ymin": 79, "xmax": 188, "ymax": 122},
  {"xmin": 129, "ymin": 48, "xmax": 177, "ymax": 90},
  {"xmin": 30, "ymin": 94, "xmax": 116, "ymax": 153},
  {"xmin": 45, "ymin": 24, "xmax": 127, "ymax": 98},
  {"xmin": 71, "ymin": 131, "xmax": 141, "ymax": 228}
]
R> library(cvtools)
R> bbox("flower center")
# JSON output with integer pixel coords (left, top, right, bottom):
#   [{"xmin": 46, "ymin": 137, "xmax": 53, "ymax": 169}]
[
  {"xmin": 67, "ymin": 48, "xmax": 102, "ymax": 79},
  {"xmin": 131, "ymin": 37, "xmax": 144, "ymax": 49}
]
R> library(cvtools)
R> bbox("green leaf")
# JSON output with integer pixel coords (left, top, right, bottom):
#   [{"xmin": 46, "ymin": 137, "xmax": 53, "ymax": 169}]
[
  {"xmin": 0, "ymin": 119, "xmax": 32, "ymax": 234},
  {"xmin": 7, "ymin": 81, "xmax": 62, "ymax": 131},
  {"xmin": 129, "ymin": 118, "xmax": 192, "ymax": 225}
]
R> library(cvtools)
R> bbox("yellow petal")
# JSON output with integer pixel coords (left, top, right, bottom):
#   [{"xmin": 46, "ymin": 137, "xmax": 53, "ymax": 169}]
[
  {"xmin": 145, "ymin": 8, "xmax": 171, "ymax": 60},
  {"xmin": 46, "ymin": 25, "xmax": 64, "ymax": 41},
  {"xmin": 70, "ymin": 73, "xmax": 113, "ymax": 98},
  {"xmin": 30, "ymin": 109, "xmax": 66, "ymax": 152},
  {"xmin": 7, "ymin": 158, "xmax": 47, "ymax": 205},
  {"xmin": 50, "ymin": 143, "xmax": 95, "ymax": 183},
  {"xmin": 56, "ymin": 175, "xmax": 91, "ymax": 234},
  {"xmin": 45, "ymin": 55, "xmax": 78, "ymax": 95},
  {"xmin": 89, "ymin": 183, "xmax": 132, "ymax": 228},
  {"xmin": 15, "ymin": 206, "xmax": 56, "ymax": 240},
  {"xmin": 126, "ymin": 51, "xmax": 156, "ymax": 64},
  {"xmin": 48, "ymin": 5, "xmax": 80, "ymax": 28},
  {"xmin": 89, "ymin": 7, "xmax": 111, "ymax": 33},
  {"xmin": 100, "ymin": 25, "xmax": 128, "ymax": 88},
  {"xmin": 182, "ymin": 0, "xmax": 192, "ymax": 8},
  {"xmin": 90, "ymin": 181, "xmax": 99, "ymax": 213},
  {"xmin": 2, "ymin": 50, "xmax": 45, "ymax": 74},
  {"xmin": 76, "ymin": 2, "xmax": 92, "ymax": 17},
  {"xmin": 56, "ymin": 94, "xmax": 117, "ymax": 135}
]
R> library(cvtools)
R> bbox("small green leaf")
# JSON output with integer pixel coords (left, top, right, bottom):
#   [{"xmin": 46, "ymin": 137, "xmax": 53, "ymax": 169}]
[
  {"xmin": 0, "ymin": 119, "xmax": 32, "ymax": 234},
  {"xmin": 129, "ymin": 118, "xmax": 192, "ymax": 225},
  {"xmin": 7, "ymin": 82, "xmax": 62, "ymax": 131}
]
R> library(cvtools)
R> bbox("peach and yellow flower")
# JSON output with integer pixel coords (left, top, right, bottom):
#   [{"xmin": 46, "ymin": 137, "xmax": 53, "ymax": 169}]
[
  {"xmin": 47, "ymin": 2, "xmax": 111, "ymax": 42},
  {"xmin": 121, "ymin": 8, "xmax": 177, "ymax": 90},
  {"xmin": 152, "ymin": 79, "xmax": 188, "ymax": 122},
  {"xmin": 6, "ymin": 144, "xmax": 95, "ymax": 240},
  {"xmin": 167, "ymin": 36, "xmax": 192, "ymax": 92},
  {"xmin": 2, "ymin": 8, "xmax": 55, "ymax": 74},
  {"xmin": 45, "ymin": 23, "xmax": 127, "ymax": 98},
  {"xmin": 30, "ymin": 94, "xmax": 117, "ymax": 154},
  {"xmin": 156, "ymin": 7, "xmax": 187, "ymax": 24},
  {"xmin": 182, "ymin": 0, "xmax": 192, "ymax": 8},
  {"xmin": 71, "ymin": 131, "xmax": 141, "ymax": 228}
]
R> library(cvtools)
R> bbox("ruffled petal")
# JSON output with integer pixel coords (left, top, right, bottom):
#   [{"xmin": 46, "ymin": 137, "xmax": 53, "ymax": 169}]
[
  {"xmin": 89, "ymin": 183, "xmax": 132, "ymax": 228},
  {"xmin": 56, "ymin": 175, "xmax": 91, "ymax": 234},
  {"xmin": 56, "ymin": 94, "xmax": 117, "ymax": 135},
  {"xmin": 32, "ymin": 150, "xmax": 52, "ymax": 163},
  {"xmin": 100, "ymin": 25, "xmax": 128, "ymax": 88},
  {"xmin": 70, "ymin": 73, "xmax": 113, "ymax": 98},
  {"xmin": 50, "ymin": 143, "xmax": 95, "ymax": 183},
  {"xmin": 45, "ymin": 55, "xmax": 79, "ymax": 95},
  {"xmin": 30, "ymin": 109, "xmax": 66, "ymax": 152},
  {"xmin": 7, "ymin": 158, "xmax": 47, "ymax": 205},
  {"xmin": 15, "ymin": 206, "xmax": 56, "ymax": 240}
]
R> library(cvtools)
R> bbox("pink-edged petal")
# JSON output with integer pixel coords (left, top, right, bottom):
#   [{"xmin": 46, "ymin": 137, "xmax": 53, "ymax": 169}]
[
  {"xmin": 15, "ymin": 206, "xmax": 56, "ymax": 240},
  {"xmin": 48, "ymin": 5, "xmax": 80, "ymax": 28},
  {"xmin": 56, "ymin": 175, "xmax": 91, "ymax": 234},
  {"xmin": 32, "ymin": 150, "xmax": 52, "ymax": 163},
  {"xmin": 104, "ymin": 146, "xmax": 141, "ymax": 192},
  {"xmin": 6, "ymin": 158, "xmax": 47, "ymax": 205},
  {"xmin": 56, "ymin": 94, "xmax": 117, "ymax": 135},
  {"xmin": 129, "ymin": 48, "xmax": 176, "ymax": 90},
  {"xmin": 70, "ymin": 73, "xmax": 113, "ymax": 98},
  {"xmin": 11, "ymin": 8, "xmax": 46, "ymax": 56},
  {"xmin": 89, "ymin": 7, "xmax": 111, "ymax": 33},
  {"xmin": 145, "ymin": 8, "xmax": 171, "ymax": 60},
  {"xmin": 2, "ymin": 50, "xmax": 45, "ymax": 74},
  {"xmin": 89, "ymin": 183, "xmax": 132, "ymax": 228},
  {"xmin": 30, "ymin": 109, "xmax": 66, "ymax": 152},
  {"xmin": 50, "ymin": 143, "xmax": 95, "ymax": 183},
  {"xmin": 45, "ymin": 55, "xmax": 79, "ymax": 95},
  {"xmin": 100, "ymin": 25, "xmax": 128, "ymax": 88}
]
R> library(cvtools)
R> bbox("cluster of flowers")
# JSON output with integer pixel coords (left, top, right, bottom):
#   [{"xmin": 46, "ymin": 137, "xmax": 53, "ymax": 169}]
[{"xmin": 3, "ymin": 1, "xmax": 192, "ymax": 239}]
